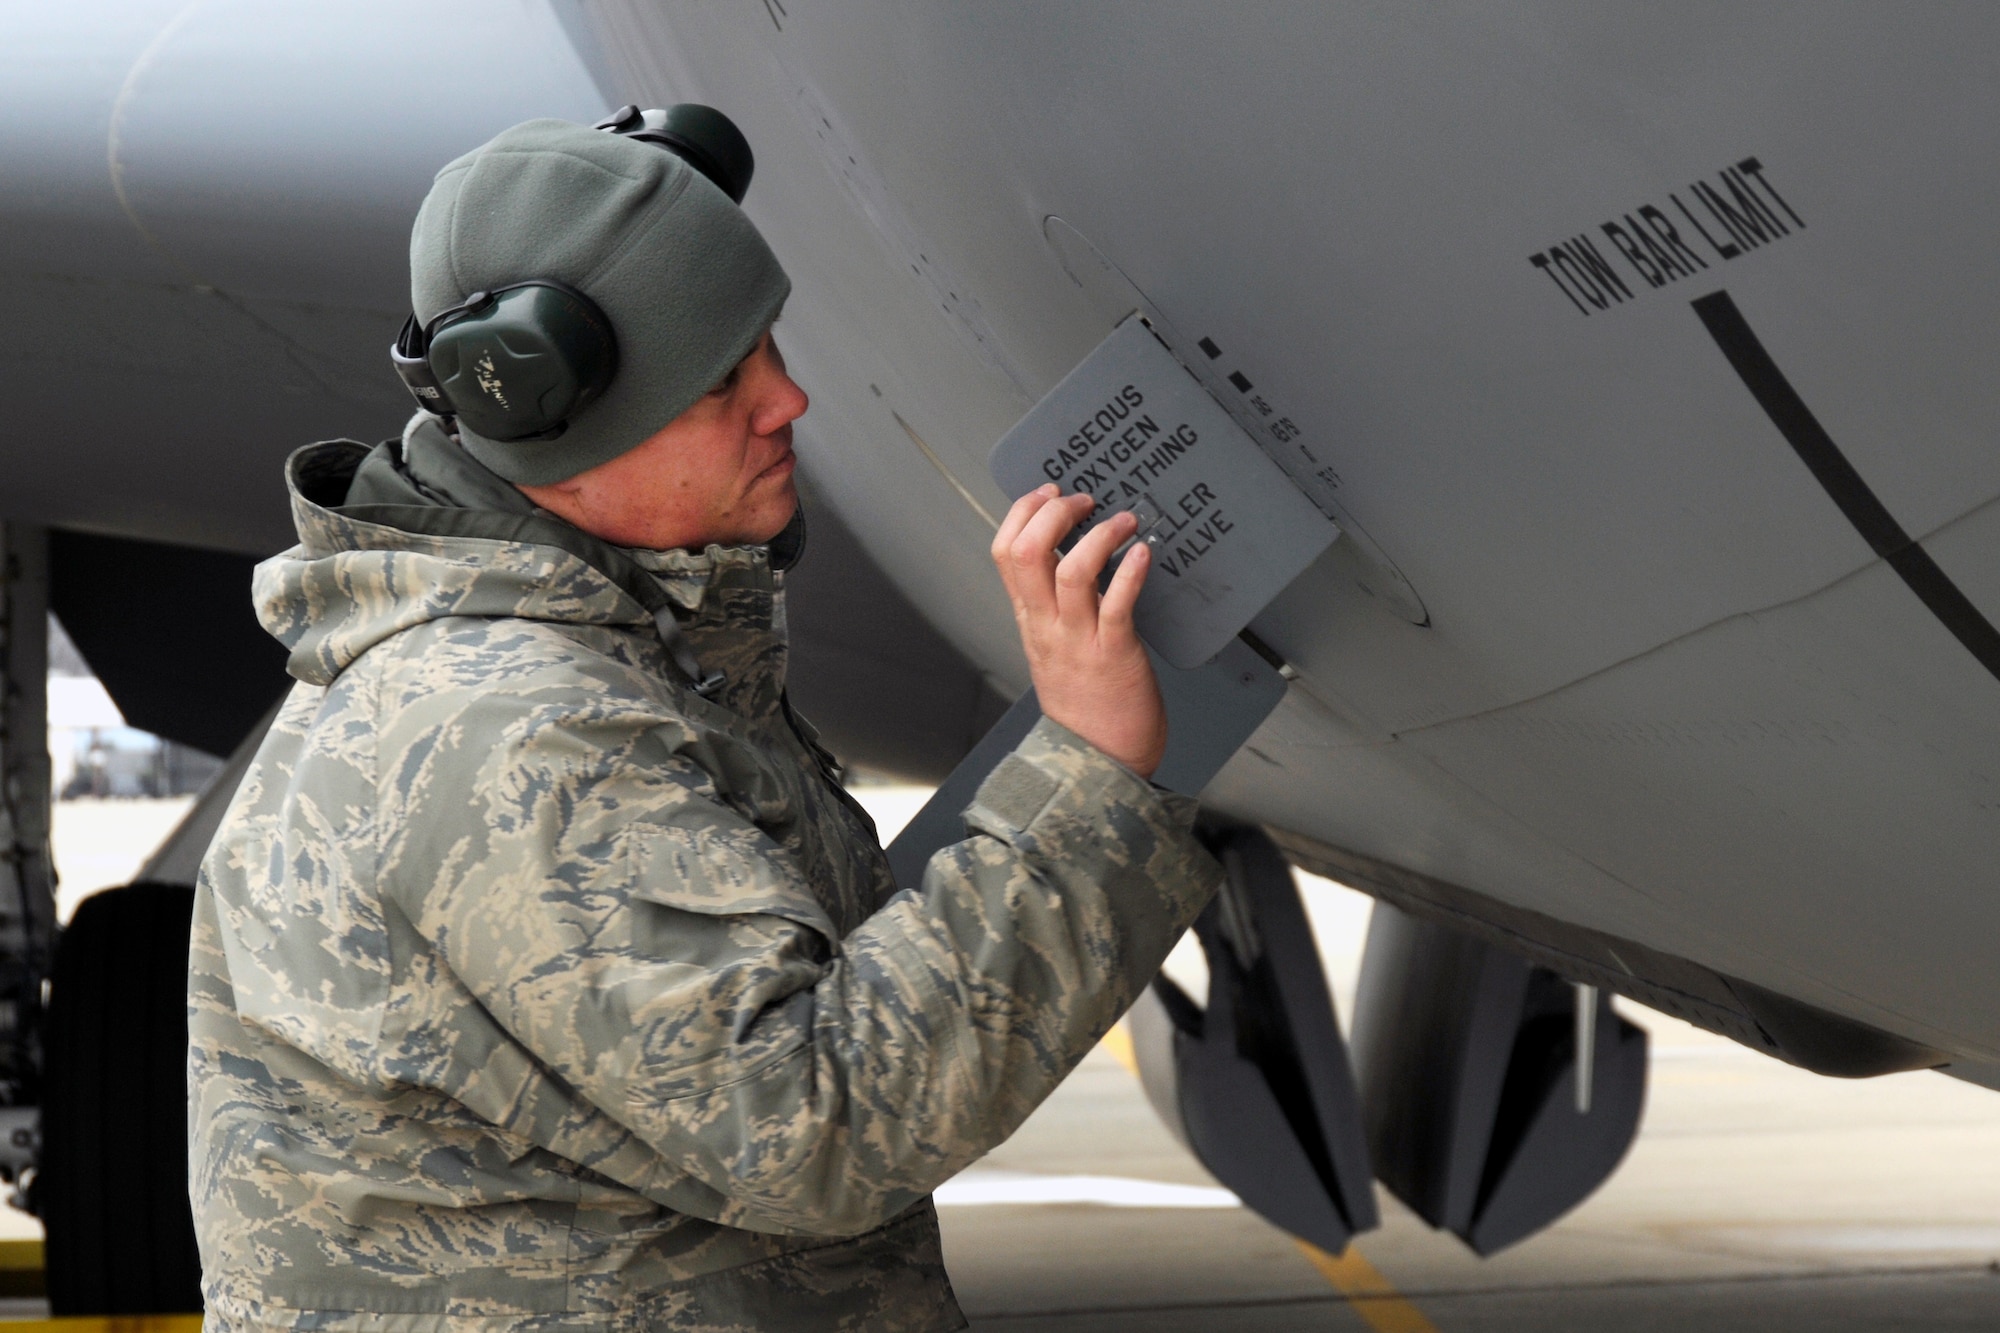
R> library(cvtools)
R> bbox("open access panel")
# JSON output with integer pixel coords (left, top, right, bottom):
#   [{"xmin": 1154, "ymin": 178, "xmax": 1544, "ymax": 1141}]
[
  {"xmin": 887, "ymin": 313, "xmax": 1340, "ymax": 880},
  {"xmin": 988, "ymin": 314, "xmax": 1337, "ymax": 669}
]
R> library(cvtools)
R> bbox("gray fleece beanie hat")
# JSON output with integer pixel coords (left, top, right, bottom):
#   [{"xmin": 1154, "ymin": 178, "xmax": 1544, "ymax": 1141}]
[{"xmin": 410, "ymin": 118, "xmax": 791, "ymax": 485}]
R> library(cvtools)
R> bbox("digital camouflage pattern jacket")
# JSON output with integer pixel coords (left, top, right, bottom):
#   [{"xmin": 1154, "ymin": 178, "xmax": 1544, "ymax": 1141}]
[{"xmin": 189, "ymin": 429, "xmax": 1221, "ymax": 1333}]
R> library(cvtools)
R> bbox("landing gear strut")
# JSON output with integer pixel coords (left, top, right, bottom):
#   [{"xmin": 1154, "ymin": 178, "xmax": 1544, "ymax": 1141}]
[{"xmin": 0, "ymin": 524, "xmax": 55, "ymax": 1210}]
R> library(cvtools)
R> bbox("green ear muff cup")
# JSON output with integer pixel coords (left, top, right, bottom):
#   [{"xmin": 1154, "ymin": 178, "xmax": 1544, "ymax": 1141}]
[
  {"xmin": 428, "ymin": 285, "xmax": 617, "ymax": 442},
  {"xmin": 410, "ymin": 118, "xmax": 791, "ymax": 485}
]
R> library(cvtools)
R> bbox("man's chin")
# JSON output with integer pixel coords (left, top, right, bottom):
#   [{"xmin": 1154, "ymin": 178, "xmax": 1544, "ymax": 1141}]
[{"xmin": 747, "ymin": 483, "xmax": 801, "ymax": 546}]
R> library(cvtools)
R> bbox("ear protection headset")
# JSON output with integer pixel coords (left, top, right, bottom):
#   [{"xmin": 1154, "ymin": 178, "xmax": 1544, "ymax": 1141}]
[{"xmin": 390, "ymin": 105, "xmax": 756, "ymax": 442}]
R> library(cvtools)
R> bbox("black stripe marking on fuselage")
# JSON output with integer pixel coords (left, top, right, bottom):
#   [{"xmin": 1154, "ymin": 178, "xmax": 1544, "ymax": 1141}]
[{"xmin": 1693, "ymin": 289, "xmax": 2000, "ymax": 683}]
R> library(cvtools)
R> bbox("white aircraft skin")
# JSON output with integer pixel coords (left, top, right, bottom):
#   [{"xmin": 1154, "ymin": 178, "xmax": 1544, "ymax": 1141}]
[
  {"xmin": 6, "ymin": 5, "xmax": 1999, "ymax": 1079},
  {"xmin": 571, "ymin": 3, "xmax": 2000, "ymax": 1074}
]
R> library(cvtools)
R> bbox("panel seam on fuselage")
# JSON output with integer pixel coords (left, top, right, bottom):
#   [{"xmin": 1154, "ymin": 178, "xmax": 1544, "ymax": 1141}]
[{"xmin": 1388, "ymin": 489, "xmax": 2000, "ymax": 744}]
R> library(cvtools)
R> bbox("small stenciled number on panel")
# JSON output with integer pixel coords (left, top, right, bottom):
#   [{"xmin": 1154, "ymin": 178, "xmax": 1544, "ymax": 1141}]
[{"xmin": 1192, "ymin": 333, "xmax": 1345, "ymax": 506}]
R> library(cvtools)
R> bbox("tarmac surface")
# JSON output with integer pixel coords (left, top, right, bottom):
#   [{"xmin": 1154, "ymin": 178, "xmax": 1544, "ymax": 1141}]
[
  {"xmin": 817, "ymin": 781, "xmax": 2000, "ymax": 1331},
  {"xmin": 936, "ymin": 1021, "xmax": 2000, "ymax": 1331}
]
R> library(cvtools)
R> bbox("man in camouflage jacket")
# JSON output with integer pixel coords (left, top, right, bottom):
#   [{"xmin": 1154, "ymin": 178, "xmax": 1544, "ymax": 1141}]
[{"xmin": 189, "ymin": 119, "xmax": 1220, "ymax": 1331}]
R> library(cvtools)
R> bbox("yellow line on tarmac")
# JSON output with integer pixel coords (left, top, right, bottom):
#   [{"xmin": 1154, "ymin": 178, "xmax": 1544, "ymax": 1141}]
[
  {"xmin": 1102, "ymin": 1020, "xmax": 1439, "ymax": 1332},
  {"xmin": 1100, "ymin": 1019, "xmax": 1139, "ymax": 1075},
  {"xmin": 1296, "ymin": 1240, "xmax": 1440, "ymax": 1333}
]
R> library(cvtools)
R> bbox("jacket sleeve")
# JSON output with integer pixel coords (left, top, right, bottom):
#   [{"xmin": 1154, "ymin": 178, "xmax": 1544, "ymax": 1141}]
[{"xmin": 389, "ymin": 695, "xmax": 1220, "ymax": 1238}]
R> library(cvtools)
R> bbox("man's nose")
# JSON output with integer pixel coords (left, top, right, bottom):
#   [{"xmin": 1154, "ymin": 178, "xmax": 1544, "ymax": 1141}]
[{"xmin": 752, "ymin": 367, "xmax": 809, "ymax": 436}]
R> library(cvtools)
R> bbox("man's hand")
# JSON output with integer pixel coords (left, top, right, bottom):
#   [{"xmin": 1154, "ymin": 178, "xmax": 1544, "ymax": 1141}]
[{"xmin": 991, "ymin": 485, "xmax": 1166, "ymax": 778}]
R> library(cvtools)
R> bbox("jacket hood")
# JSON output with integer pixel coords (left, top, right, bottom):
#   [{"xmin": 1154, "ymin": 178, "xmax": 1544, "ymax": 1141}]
[{"xmin": 256, "ymin": 428, "xmax": 778, "ymax": 688}]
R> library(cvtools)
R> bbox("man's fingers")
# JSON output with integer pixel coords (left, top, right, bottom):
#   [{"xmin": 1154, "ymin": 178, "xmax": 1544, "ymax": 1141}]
[
  {"xmin": 1008, "ymin": 492, "xmax": 1093, "ymax": 581},
  {"xmin": 992, "ymin": 485, "xmax": 1059, "ymax": 567},
  {"xmin": 988, "ymin": 490, "xmax": 1167, "ymax": 777},
  {"xmin": 1055, "ymin": 510, "xmax": 1137, "ymax": 624},
  {"xmin": 1099, "ymin": 537, "xmax": 1151, "ymax": 630},
  {"xmin": 997, "ymin": 489, "xmax": 1091, "ymax": 628},
  {"xmin": 992, "ymin": 486, "xmax": 1064, "ymax": 623}
]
